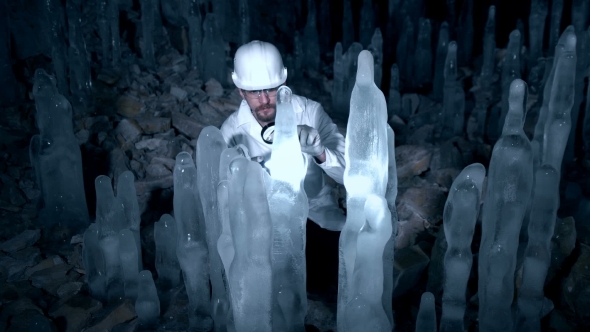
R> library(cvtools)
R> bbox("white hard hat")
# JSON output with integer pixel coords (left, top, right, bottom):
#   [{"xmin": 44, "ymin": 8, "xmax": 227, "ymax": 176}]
[{"xmin": 232, "ymin": 41, "xmax": 288, "ymax": 90}]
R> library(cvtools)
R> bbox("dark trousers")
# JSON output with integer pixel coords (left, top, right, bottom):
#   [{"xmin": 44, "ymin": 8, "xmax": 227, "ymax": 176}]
[{"xmin": 305, "ymin": 219, "xmax": 340, "ymax": 299}]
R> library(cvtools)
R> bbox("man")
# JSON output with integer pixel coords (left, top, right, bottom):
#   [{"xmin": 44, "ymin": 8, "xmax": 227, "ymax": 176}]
[{"xmin": 219, "ymin": 40, "xmax": 347, "ymax": 232}]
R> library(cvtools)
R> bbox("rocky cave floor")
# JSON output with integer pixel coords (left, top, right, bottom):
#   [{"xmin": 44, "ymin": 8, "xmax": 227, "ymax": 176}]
[{"xmin": 2, "ymin": 36, "xmax": 590, "ymax": 332}]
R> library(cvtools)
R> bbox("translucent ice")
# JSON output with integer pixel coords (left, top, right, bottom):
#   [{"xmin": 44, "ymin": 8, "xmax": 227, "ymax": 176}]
[
  {"xmin": 359, "ymin": 0, "xmax": 376, "ymax": 47},
  {"xmin": 267, "ymin": 86, "xmax": 308, "ymax": 331},
  {"xmin": 344, "ymin": 195, "xmax": 392, "ymax": 331},
  {"xmin": 119, "ymin": 229, "xmax": 139, "ymax": 300},
  {"xmin": 548, "ymin": 0, "xmax": 564, "ymax": 56},
  {"xmin": 117, "ymin": 171, "xmax": 142, "ymax": 271},
  {"xmin": 542, "ymin": 33, "xmax": 576, "ymax": 173},
  {"xmin": 95, "ymin": 175, "xmax": 126, "ymax": 302},
  {"xmin": 187, "ymin": 0, "xmax": 203, "ymax": 70},
  {"xmin": 196, "ymin": 126, "xmax": 230, "ymax": 331},
  {"xmin": 202, "ymin": 14, "xmax": 227, "ymax": 86},
  {"xmin": 338, "ymin": 50, "xmax": 389, "ymax": 331},
  {"xmin": 514, "ymin": 165, "xmax": 559, "ymax": 331},
  {"xmin": 396, "ymin": 17, "xmax": 415, "ymax": 88},
  {"xmin": 108, "ymin": 0, "xmax": 121, "ymax": 66},
  {"xmin": 387, "ymin": 64, "xmax": 401, "ymax": 121},
  {"xmin": 528, "ymin": 0, "xmax": 549, "ymax": 63},
  {"xmin": 66, "ymin": 1, "xmax": 92, "ymax": 112},
  {"xmin": 31, "ymin": 69, "xmax": 89, "ymax": 233},
  {"xmin": 415, "ymin": 292, "xmax": 437, "ymax": 332},
  {"xmin": 480, "ymin": 6, "xmax": 496, "ymax": 91},
  {"xmin": 368, "ymin": 29, "xmax": 384, "ymax": 88},
  {"xmin": 174, "ymin": 152, "xmax": 212, "ymax": 330},
  {"xmin": 302, "ymin": 0, "xmax": 320, "ymax": 72},
  {"xmin": 97, "ymin": 0, "xmax": 111, "ymax": 66},
  {"xmin": 342, "ymin": 0, "xmax": 354, "ymax": 50},
  {"xmin": 140, "ymin": 0, "xmax": 156, "ymax": 67},
  {"xmin": 135, "ymin": 270, "xmax": 160, "ymax": 327},
  {"xmin": 414, "ymin": 19, "xmax": 433, "ymax": 89},
  {"xmin": 239, "ymin": 0, "xmax": 250, "ymax": 45},
  {"xmin": 433, "ymin": 22, "xmax": 450, "ymax": 101},
  {"xmin": 531, "ymin": 27, "xmax": 576, "ymax": 169},
  {"xmin": 83, "ymin": 223, "xmax": 106, "ymax": 301},
  {"xmin": 457, "ymin": 0, "xmax": 474, "ymax": 66},
  {"xmin": 154, "ymin": 214, "xmax": 181, "ymax": 288},
  {"xmin": 440, "ymin": 163, "xmax": 485, "ymax": 332},
  {"xmin": 382, "ymin": 125, "xmax": 398, "ymax": 328},
  {"xmin": 441, "ymin": 41, "xmax": 464, "ymax": 139},
  {"xmin": 499, "ymin": 30, "xmax": 522, "ymax": 136},
  {"xmin": 227, "ymin": 158, "xmax": 273, "ymax": 332},
  {"xmin": 478, "ymin": 79, "xmax": 533, "ymax": 332}
]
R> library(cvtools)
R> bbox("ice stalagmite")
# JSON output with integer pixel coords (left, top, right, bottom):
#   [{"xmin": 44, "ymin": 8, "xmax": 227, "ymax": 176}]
[
  {"xmin": 318, "ymin": 0, "xmax": 332, "ymax": 54},
  {"xmin": 344, "ymin": 195, "xmax": 392, "ymax": 332},
  {"xmin": 302, "ymin": 0, "xmax": 320, "ymax": 72},
  {"xmin": 135, "ymin": 270, "xmax": 160, "ymax": 327},
  {"xmin": 529, "ymin": 0, "xmax": 549, "ymax": 65},
  {"xmin": 457, "ymin": 0, "xmax": 474, "ymax": 67},
  {"xmin": 188, "ymin": 0, "xmax": 203, "ymax": 70},
  {"xmin": 548, "ymin": 0, "xmax": 564, "ymax": 56},
  {"xmin": 481, "ymin": 6, "xmax": 496, "ymax": 92},
  {"xmin": 359, "ymin": 0, "xmax": 375, "ymax": 48},
  {"xmin": 414, "ymin": 19, "xmax": 433, "ymax": 89},
  {"xmin": 40, "ymin": 0, "xmax": 68, "ymax": 94},
  {"xmin": 531, "ymin": 27, "xmax": 576, "ymax": 169},
  {"xmin": 478, "ymin": 79, "xmax": 533, "ymax": 332},
  {"xmin": 338, "ymin": 50, "xmax": 389, "ymax": 331},
  {"xmin": 0, "ymin": 0, "xmax": 16, "ymax": 106},
  {"xmin": 499, "ymin": 30, "xmax": 522, "ymax": 136},
  {"xmin": 202, "ymin": 14, "xmax": 227, "ymax": 86},
  {"xmin": 140, "ymin": 0, "xmax": 156, "ymax": 68},
  {"xmin": 439, "ymin": 163, "xmax": 485, "ymax": 332},
  {"xmin": 433, "ymin": 22, "xmax": 450, "ymax": 101},
  {"xmin": 95, "ymin": 175, "xmax": 126, "ymax": 302},
  {"xmin": 97, "ymin": 0, "xmax": 111, "ymax": 67},
  {"xmin": 332, "ymin": 43, "xmax": 346, "ymax": 118},
  {"xmin": 119, "ymin": 229, "xmax": 139, "ymax": 300},
  {"xmin": 368, "ymin": 29, "xmax": 383, "ymax": 89},
  {"xmin": 31, "ymin": 69, "xmax": 89, "ymax": 233},
  {"xmin": 108, "ymin": 0, "xmax": 121, "ymax": 67},
  {"xmin": 542, "ymin": 34, "xmax": 577, "ymax": 174},
  {"xmin": 342, "ymin": 0, "xmax": 354, "ymax": 50},
  {"xmin": 83, "ymin": 223, "xmax": 106, "ymax": 301},
  {"xmin": 173, "ymin": 152, "xmax": 212, "ymax": 330},
  {"xmin": 117, "ymin": 171, "xmax": 142, "ymax": 271},
  {"xmin": 334, "ymin": 43, "xmax": 363, "ymax": 121},
  {"xmin": 565, "ymin": 23, "xmax": 589, "ymax": 163},
  {"xmin": 266, "ymin": 86, "xmax": 308, "ymax": 332},
  {"xmin": 387, "ymin": 64, "xmax": 401, "ymax": 121},
  {"xmin": 294, "ymin": 32, "xmax": 304, "ymax": 77},
  {"xmin": 382, "ymin": 125, "xmax": 398, "ymax": 328},
  {"xmin": 154, "ymin": 214, "xmax": 181, "ymax": 288},
  {"xmin": 217, "ymin": 144, "xmax": 251, "ymax": 287},
  {"xmin": 396, "ymin": 17, "xmax": 415, "ymax": 89},
  {"xmin": 66, "ymin": 0, "xmax": 93, "ymax": 113},
  {"xmin": 514, "ymin": 165, "xmax": 559, "ymax": 332},
  {"xmin": 196, "ymin": 126, "xmax": 230, "ymax": 331},
  {"xmin": 415, "ymin": 292, "xmax": 437, "ymax": 332},
  {"xmin": 441, "ymin": 41, "xmax": 464, "ymax": 139},
  {"xmin": 239, "ymin": 0, "xmax": 250, "ymax": 45},
  {"xmin": 227, "ymin": 158, "xmax": 273, "ymax": 332}
]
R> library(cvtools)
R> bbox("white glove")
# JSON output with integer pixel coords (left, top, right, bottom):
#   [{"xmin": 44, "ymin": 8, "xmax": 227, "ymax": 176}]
[{"xmin": 297, "ymin": 125, "xmax": 325, "ymax": 157}]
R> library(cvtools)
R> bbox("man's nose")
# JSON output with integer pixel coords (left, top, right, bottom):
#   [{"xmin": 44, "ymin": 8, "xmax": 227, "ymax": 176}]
[{"xmin": 259, "ymin": 92, "xmax": 270, "ymax": 104}]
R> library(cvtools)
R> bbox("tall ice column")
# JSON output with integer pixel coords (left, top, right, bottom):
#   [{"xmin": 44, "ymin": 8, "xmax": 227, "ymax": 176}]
[{"xmin": 478, "ymin": 79, "xmax": 533, "ymax": 332}]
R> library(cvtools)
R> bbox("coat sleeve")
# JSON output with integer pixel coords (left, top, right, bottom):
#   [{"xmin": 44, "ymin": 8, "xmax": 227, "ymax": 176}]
[
  {"xmin": 219, "ymin": 116, "xmax": 237, "ymax": 147},
  {"xmin": 311, "ymin": 103, "xmax": 346, "ymax": 184}
]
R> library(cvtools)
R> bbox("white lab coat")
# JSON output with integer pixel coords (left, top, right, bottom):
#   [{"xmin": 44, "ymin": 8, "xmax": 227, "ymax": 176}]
[{"xmin": 219, "ymin": 94, "xmax": 347, "ymax": 231}]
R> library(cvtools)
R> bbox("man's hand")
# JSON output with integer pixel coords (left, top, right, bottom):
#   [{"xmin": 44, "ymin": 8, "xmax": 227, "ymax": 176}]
[{"xmin": 297, "ymin": 125, "xmax": 326, "ymax": 162}]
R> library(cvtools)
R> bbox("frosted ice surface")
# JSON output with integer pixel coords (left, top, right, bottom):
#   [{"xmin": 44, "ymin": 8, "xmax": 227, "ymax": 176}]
[{"xmin": 136, "ymin": 270, "xmax": 160, "ymax": 326}]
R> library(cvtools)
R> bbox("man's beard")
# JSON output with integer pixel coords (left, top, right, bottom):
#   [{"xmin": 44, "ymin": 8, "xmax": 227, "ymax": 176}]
[{"xmin": 253, "ymin": 104, "xmax": 276, "ymax": 122}]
